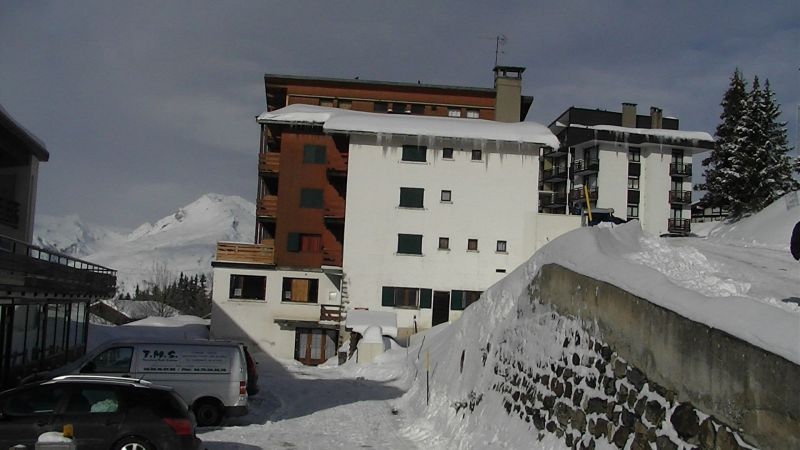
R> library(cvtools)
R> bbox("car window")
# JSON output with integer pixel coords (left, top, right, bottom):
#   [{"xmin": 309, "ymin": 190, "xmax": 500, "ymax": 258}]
[
  {"xmin": 65, "ymin": 387, "xmax": 121, "ymax": 414},
  {"xmin": 89, "ymin": 347, "xmax": 133, "ymax": 373},
  {"xmin": 3, "ymin": 386, "xmax": 68, "ymax": 416}
]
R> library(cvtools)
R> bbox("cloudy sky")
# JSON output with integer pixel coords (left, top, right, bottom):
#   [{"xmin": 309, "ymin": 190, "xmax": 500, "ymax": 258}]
[{"xmin": 1, "ymin": 1, "xmax": 797, "ymax": 229}]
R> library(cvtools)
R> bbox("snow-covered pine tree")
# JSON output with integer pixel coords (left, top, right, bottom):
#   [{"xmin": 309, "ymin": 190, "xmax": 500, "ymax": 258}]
[
  {"xmin": 699, "ymin": 69, "xmax": 748, "ymax": 209},
  {"xmin": 759, "ymin": 80, "xmax": 800, "ymax": 201}
]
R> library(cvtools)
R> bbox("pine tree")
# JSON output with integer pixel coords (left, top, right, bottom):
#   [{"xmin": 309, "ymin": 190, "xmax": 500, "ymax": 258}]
[{"xmin": 759, "ymin": 80, "xmax": 800, "ymax": 200}]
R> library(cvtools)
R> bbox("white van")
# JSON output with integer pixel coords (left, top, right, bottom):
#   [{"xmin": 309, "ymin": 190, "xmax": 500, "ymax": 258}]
[{"xmin": 48, "ymin": 340, "xmax": 248, "ymax": 426}]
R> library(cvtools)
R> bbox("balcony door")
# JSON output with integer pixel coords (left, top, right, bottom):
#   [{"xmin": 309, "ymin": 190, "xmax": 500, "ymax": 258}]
[{"xmin": 295, "ymin": 328, "xmax": 338, "ymax": 366}]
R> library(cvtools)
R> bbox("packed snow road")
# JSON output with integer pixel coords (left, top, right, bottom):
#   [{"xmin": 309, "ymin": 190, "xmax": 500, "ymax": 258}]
[{"xmin": 198, "ymin": 356, "xmax": 419, "ymax": 450}]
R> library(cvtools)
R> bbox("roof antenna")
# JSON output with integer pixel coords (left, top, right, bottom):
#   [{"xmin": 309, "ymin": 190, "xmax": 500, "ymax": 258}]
[{"xmin": 495, "ymin": 34, "xmax": 507, "ymax": 66}]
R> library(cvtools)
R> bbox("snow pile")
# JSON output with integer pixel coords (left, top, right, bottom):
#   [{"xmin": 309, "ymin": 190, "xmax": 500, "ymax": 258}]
[
  {"xmin": 258, "ymin": 104, "xmax": 560, "ymax": 148},
  {"xmin": 97, "ymin": 299, "xmax": 181, "ymax": 319},
  {"xmin": 703, "ymin": 191, "xmax": 800, "ymax": 250},
  {"xmin": 588, "ymin": 124, "xmax": 714, "ymax": 143},
  {"xmin": 35, "ymin": 193, "xmax": 256, "ymax": 292},
  {"xmin": 88, "ymin": 315, "xmax": 209, "ymax": 350}
]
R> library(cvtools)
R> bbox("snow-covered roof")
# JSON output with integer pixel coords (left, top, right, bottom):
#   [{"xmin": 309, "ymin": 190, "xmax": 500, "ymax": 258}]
[
  {"xmin": 346, "ymin": 310, "xmax": 398, "ymax": 338},
  {"xmin": 258, "ymin": 104, "xmax": 559, "ymax": 148},
  {"xmin": 570, "ymin": 123, "xmax": 713, "ymax": 144}
]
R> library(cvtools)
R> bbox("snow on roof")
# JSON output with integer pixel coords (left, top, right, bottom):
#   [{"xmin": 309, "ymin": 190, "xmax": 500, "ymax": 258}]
[
  {"xmin": 571, "ymin": 123, "xmax": 713, "ymax": 144},
  {"xmin": 257, "ymin": 104, "xmax": 559, "ymax": 148},
  {"xmin": 346, "ymin": 310, "xmax": 398, "ymax": 338}
]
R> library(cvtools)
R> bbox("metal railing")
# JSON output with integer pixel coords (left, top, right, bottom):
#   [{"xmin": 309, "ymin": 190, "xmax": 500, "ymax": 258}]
[
  {"xmin": 669, "ymin": 162, "xmax": 692, "ymax": 177},
  {"xmin": 0, "ymin": 234, "xmax": 116, "ymax": 276},
  {"xmin": 667, "ymin": 219, "xmax": 691, "ymax": 233}
]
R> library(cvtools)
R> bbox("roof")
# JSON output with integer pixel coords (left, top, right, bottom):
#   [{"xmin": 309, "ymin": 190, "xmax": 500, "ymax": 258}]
[
  {"xmin": 258, "ymin": 104, "xmax": 559, "ymax": 148},
  {"xmin": 265, "ymin": 73, "xmax": 496, "ymax": 95},
  {"xmin": 0, "ymin": 103, "xmax": 49, "ymax": 162}
]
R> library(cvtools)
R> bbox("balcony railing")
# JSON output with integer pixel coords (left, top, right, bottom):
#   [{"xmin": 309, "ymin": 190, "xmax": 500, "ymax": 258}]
[
  {"xmin": 258, "ymin": 152, "xmax": 280, "ymax": 174},
  {"xmin": 0, "ymin": 198, "xmax": 20, "ymax": 228},
  {"xmin": 670, "ymin": 162, "xmax": 692, "ymax": 177},
  {"xmin": 215, "ymin": 240, "xmax": 275, "ymax": 265},
  {"xmin": 320, "ymin": 304, "xmax": 344, "ymax": 322},
  {"xmin": 669, "ymin": 190, "xmax": 692, "ymax": 205},
  {"xmin": 571, "ymin": 158, "xmax": 600, "ymax": 175},
  {"xmin": 327, "ymin": 151, "xmax": 349, "ymax": 173},
  {"xmin": 542, "ymin": 146, "xmax": 567, "ymax": 157},
  {"xmin": 324, "ymin": 186, "xmax": 345, "ymax": 219},
  {"xmin": 540, "ymin": 192, "xmax": 568, "ymax": 207},
  {"xmin": 257, "ymin": 195, "xmax": 278, "ymax": 217},
  {"xmin": 542, "ymin": 165, "xmax": 569, "ymax": 182},
  {"xmin": 570, "ymin": 187, "xmax": 599, "ymax": 202},
  {"xmin": 0, "ymin": 235, "xmax": 116, "ymax": 296},
  {"xmin": 322, "ymin": 246, "xmax": 343, "ymax": 266},
  {"xmin": 667, "ymin": 219, "xmax": 691, "ymax": 234}
]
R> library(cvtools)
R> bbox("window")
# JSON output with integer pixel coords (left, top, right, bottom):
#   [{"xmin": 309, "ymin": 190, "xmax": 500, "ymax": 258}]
[
  {"xmin": 627, "ymin": 205, "xmax": 639, "ymax": 218},
  {"xmin": 303, "ymin": 145, "xmax": 326, "ymax": 164},
  {"xmin": 338, "ymin": 100, "xmax": 352, "ymax": 110},
  {"xmin": 448, "ymin": 108, "xmax": 462, "ymax": 117},
  {"xmin": 628, "ymin": 177, "xmax": 640, "ymax": 190},
  {"xmin": 466, "ymin": 109, "xmax": 479, "ymax": 119},
  {"xmin": 496, "ymin": 240, "xmax": 507, "ymax": 253},
  {"xmin": 440, "ymin": 190, "xmax": 452, "ymax": 202},
  {"xmin": 300, "ymin": 188, "xmax": 323, "ymax": 208},
  {"xmin": 282, "ymin": 278, "xmax": 319, "ymax": 303},
  {"xmin": 467, "ymin": 239, "xmax": 478, "ymax": 251},
  {"xmin": 4, "ymin": 386, "xmax": 69, "ymax": 416},
  {"xmin": 229, "ymin": 275, "xmax": 266, "ymax": 300},
  {"xmin": 628, "ymin": 148, "xmax": 641, "ymax": 162},
  {"xmin": 401, "ymin": 145, "xmax": 427, "ymax": 162},
  {"xmin": 390, "ymin": 103, "xmax": 409, "ymax": 114},
  {"xmin": 451, "ymin": 290, "xmax": 482, "ymax": 310},
  {"xmin": 438, "ymin": 237, "xmax": 449, "ymax": 250},
  {"xmin": 87, "ymin": 346, "xmax": 133, "ymax": 373},
  {"xmin": 471, "ymin": 150, "xmax": 482, "ymax": 161},
  {"xmin": 382, "ymin": 286, "xmax": 432, "ymax": 309},
  {"xmin": 399, "ymin": 187, "xmax": 424, "ymax": 208},
  {"xmin": 65, "ymin": 387, "xmax": 121, "ymax": 414},
  {"xmin": 374, "ymin": 102, "xmax": 388, "ymax": 113},
  {"xmin": 410, "ymin": 104, "xmax": 425, "ymax": 115},
  {"xmin": 671, "ymin": 208, "xmax": 684, "ymax": 220},
  {"xmin": 320, "ymin": 99, "xmax": 334, "ymax": 107},
  {"xmin": 397, "ymin": 234, "xmax": 423, "ymax": 255},
  {"xmin": 287, "ymin": 233, "xmax": 322, "ymax": 252},
  {"xmin": 442, "ymin": 148, "xmax": 454, "ymax": 159}
]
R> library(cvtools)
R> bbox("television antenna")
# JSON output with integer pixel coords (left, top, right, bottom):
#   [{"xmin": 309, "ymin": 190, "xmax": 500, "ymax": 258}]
[{"xmin": 495, "ymin": 34, "xmax": 507, "ymax": 66}]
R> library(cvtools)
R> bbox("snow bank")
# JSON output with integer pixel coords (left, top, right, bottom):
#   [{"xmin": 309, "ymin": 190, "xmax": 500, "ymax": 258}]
[
  {"xmin": 258, "ymin": 104, "xmax": 560, "ymax": 148},
  {"xmin": 88, "ymin": 315, "xmax": 209, "ymax": 350},
  {"xmin": 98, "ymin": 299, "xmax": 180, "ymax": 319},
  {"xmin": 704, "ymin": 191, "xmax": 800, "ymax": 250}
]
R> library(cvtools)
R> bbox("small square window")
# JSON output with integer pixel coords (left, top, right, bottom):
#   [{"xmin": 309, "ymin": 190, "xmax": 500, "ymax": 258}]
[
  {"xmin": 440, "ymin": 190, "xmax": 452, "ymax": 202},
  {"xmin": 442, "ymin": 148, "xmax": 454, "ymax": 159},
  {"xmin": 397, "ymin": 234, "xmax": 423, "ymax": 255},
  {"xmin": 374, "ymin": 102, "xmax": 388, "ymax": 113},
  {"xmin": 627, "ymin": 205, "xmax": 639, "ymax": 218},
  {"xmin": 338, "ymin": 100, "xmax": 352, "ymax": 110},
  {"xmin": 303, "ymin": 145, "xmax": 326, "ymax": 164},
  {"xmin": 410, "ymin": 104, "xmax": 425, "ymax": 115},
  {"xmin": 628, "ymin": 148, "xmax": 641, "ymax": 162},
  {"xmin": 399, "ymin": 187, "xmax": 424, "ymax": 208},
  {"xmin": 448, "ymin": 108, "xmax": 462, "ymax": 118},
  {"xmin": 320, "ymin": 99, "xmax": 334, "ymax": 107},
  {"xmin": 401, "ymin": 145, "xmax": 427, "ymax": 162},
  {"xmin": 467, "ymin": 239, "xmax": 478, "ymax": 251},
  {"xmin": 466, "ymin": 109, "xmax": 479, "ymax": 119},
  {"xmin": 300, "ymin": 188, "xmax": 323, "ymax": 208},
  {"xmin": 438, "ymin": 237, "xmax": 449, "ymax": 250},
  {"xmin": 627, "ymin": 177, "xmax": 639, "ymax": 190},
  {"xmin": 471, "ymin": 150, "xmax": 482, "ymax": 161},
  {"xmin": 496, "ymin": 240, "xmax": 507, "ymax": 253}
]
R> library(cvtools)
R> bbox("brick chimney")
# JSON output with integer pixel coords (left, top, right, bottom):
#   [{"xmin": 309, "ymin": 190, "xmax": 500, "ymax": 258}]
[
  {"xmin": 621, "ymin": 103, "xmax": 637, "ymax": 128},
  {"xmin": 650, "ymin": 107, "xmax": 663, "ymax": 129},
  {"xmin": 493, "ymin": 66, "xmax": 525, "ymax": 122}
]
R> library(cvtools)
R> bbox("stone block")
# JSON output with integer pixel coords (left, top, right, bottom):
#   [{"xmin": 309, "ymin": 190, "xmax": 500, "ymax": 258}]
[{"xmin": 670, "ymin": 403, "xmax": 700, "ymax": 441}]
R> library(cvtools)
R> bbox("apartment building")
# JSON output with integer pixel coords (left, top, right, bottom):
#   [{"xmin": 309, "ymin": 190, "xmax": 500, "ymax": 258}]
[
  {"xmin": 0, "ymin": 105, "xmax": 116, "ymax": 389},
  {"xmin": 540, "ymin": 103, "xmax": 714, "ymax": 236},
  {"xmin": 209, "ymin": 68, "xmax": 578, "ymax": 364}
]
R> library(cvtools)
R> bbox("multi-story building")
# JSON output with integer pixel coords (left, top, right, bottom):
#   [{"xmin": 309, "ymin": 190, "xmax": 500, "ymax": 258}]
[
  {"xmin": 210, "ymin": 69, "xmax": 579, "ymax": 365},
  {"xmin": 0, "ymin": 105, "xmax": 116, "ymax": 389},
  {"xmin": 541, "ymin": 103, "xmax": 714, "ymax": 236}
]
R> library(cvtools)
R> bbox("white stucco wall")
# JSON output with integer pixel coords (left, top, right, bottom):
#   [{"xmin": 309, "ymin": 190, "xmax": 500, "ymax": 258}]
[
  {"xmin": 641, "ymin": 144, "xmax": 674, "ymax": 235},
  {"xmin": 342, "ymin": 134, "xmax": 549, "ymax": 331},
  {"xmin": 596, "ymin": 143, "xmax": 629, "ymax": 216},
  {"xmin": 210, "ymin": 265, "xmax": 340, "ymax": 360}
]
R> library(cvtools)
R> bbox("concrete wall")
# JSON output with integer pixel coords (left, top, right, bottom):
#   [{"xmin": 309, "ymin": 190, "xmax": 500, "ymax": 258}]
[{"xmin": 536, "ymin": 263, "xmax": 799, "ymax": 449}]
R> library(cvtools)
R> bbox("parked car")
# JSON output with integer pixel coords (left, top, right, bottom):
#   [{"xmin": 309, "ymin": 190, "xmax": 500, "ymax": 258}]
[
  {"xmin": 29, "ymin": 340, "xmax": 251, "ymax": 426},
  {"xmin": 0, "ymin": 375, "xmax": 201, "ymax": 450}
]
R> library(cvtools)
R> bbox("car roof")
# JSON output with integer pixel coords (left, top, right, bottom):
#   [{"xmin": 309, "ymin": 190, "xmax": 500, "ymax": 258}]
[{"xmin": 43, "ymin": 375, "xmax": 174, "ymax": 392}]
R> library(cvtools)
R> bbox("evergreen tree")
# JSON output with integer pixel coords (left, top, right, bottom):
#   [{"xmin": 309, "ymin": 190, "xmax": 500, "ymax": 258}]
[{"xmin": 759, "ymin": 80, "xmax": 800, "ymax": 199}]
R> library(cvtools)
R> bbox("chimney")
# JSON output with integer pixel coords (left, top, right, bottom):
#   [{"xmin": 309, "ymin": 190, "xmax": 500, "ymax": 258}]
[
  {"xmin": 621, "ymin": 103, "xmax": 637, "ymax": 128},
  {"xmin": 650, "ymin": 107, "xmax": 663, "ymax": 129},
  {"xmin": 493, "ymin": 66, "xmax": 525, "ymax": 122}
]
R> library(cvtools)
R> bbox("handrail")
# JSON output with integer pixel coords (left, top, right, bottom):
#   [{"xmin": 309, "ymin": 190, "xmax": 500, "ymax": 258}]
[{"xmin": 0, "ymin": 234, "xmax": 116, "ymax": 276}]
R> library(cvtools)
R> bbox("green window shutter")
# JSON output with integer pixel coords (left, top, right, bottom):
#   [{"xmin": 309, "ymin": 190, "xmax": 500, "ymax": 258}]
[
  {"xmin": 300, "ymin": 188, "xmax": 323, "ymax": 208},
  {"xmin": 451, "ymin": 290, "xmax": 464, "ymax": 310},
  {"xmin": 397, "ymin": 234, "xmax": 422, "ymax": 255},
  {"xmin": 287, "ymin": 233, "xmax": 300, "ymax": 252},
  {"xmin": 399, "ymin": 187, "xmax": 424, "ymax": 208},
  {"xmin": 303, "ymin": 145, "xmax": 327, "ymax": 164},
  {"xmin": 381, "ymin": 287, "xmax": 395, "ymax": 307},
  {"xmin": 419, "ymin": 289, "xmax": 432, "ymax": 309}
]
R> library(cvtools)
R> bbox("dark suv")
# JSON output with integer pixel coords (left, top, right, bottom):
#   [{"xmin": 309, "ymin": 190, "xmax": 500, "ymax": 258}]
[{"xmin": 0, "ymin": 375, "xmax": 201, "ymax": 450}]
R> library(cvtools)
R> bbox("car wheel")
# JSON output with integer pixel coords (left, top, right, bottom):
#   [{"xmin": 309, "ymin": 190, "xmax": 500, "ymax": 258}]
[
  {"xmin": 114, "ymin": 437, "xmax": 154, "ymax": 450},
  {"xmin": 194, "ymin": 399, "xmax": 224, "ymax": 427}
]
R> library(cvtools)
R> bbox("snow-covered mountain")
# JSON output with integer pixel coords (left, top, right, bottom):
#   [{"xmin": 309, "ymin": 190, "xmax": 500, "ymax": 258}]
[{"xmin": 35, "ymin": 193, "xmax": 256, "ymax": 293}]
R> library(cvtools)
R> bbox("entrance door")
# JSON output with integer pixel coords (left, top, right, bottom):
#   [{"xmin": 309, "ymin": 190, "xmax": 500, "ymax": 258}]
[
  {"xmin": 432, "ymin": 291, "xmax": 450, "ymax": 326},
  {"xmin": 295, "ymin": 328, "xmax": 338, "ymax": 366}
]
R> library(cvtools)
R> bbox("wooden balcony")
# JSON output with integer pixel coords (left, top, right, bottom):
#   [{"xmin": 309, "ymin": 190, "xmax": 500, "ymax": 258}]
[
  {"xmin": 259, "ymin": 152, "xmax": 280, "ymax": 174},
  {"xmin": 670, "ymin": 162, "xmax": 692, "ymax": 178},
  {"xmin": 669, "ymin": 190, "xmax": 692, "ymax": 205},
  {"xmin": 324, "ymin": 186, "xmax": 345, "ymax": 219},
  {"xmin": 0, "ymin": 198, "xmax": 20, "ymax": 228},
  {"xmin": 667, "ymin": 219, "xmax": 691, "ymax": 234},
  {"xmin": 327, "ymin": 151, "xmax": 349, "ymax": 174},
  {"xmin": 322, "ymin": 246, "xmax": 343, "ymax": 266},
  {"xmin": 257, "ymin": 195, "xmax": 278, "ymax": 218},
  {"xmin": 320, "ymin": 304, "xmax": 344, "ymax": 322},
  {"xmin": 571, "ymin": 158, "xmax": 600, "ymax": 176},
  {"xmin": 215, "ymin": 240, "xmax": 275, "ymax": 265}
]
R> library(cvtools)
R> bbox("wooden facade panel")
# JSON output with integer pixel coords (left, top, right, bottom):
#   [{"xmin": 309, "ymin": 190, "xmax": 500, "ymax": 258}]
[{"xmin": 216, "ymin": 240, "xmax": 275, "ymax": 265}]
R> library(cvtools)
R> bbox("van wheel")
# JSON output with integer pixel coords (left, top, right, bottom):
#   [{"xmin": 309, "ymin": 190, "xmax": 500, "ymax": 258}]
[
  {"xmin": 194, "ymin": 398, "xmax": 224, "ymax": 426},
  {"xmin": 114, "ymin": 437, "xmax": 153, "ymax": 450}
]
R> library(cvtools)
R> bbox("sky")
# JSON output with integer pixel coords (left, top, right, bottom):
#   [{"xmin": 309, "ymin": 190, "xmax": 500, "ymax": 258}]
[{"xmin": 1, "ymin": 1, "xmax": 798, "ymax": 229}]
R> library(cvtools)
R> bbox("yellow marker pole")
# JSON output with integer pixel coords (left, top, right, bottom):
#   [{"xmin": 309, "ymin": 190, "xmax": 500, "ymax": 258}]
[
  {"xmin": 425, "ymin": 350, "xmax": 430, "ymax": 405},
  {"xmin": 63, "ymin": 424, "xmax": 74, "ymax": 439},
  {"xmin": 583, "ymin": 185, "xmax": 593, "ymax": 222}
]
